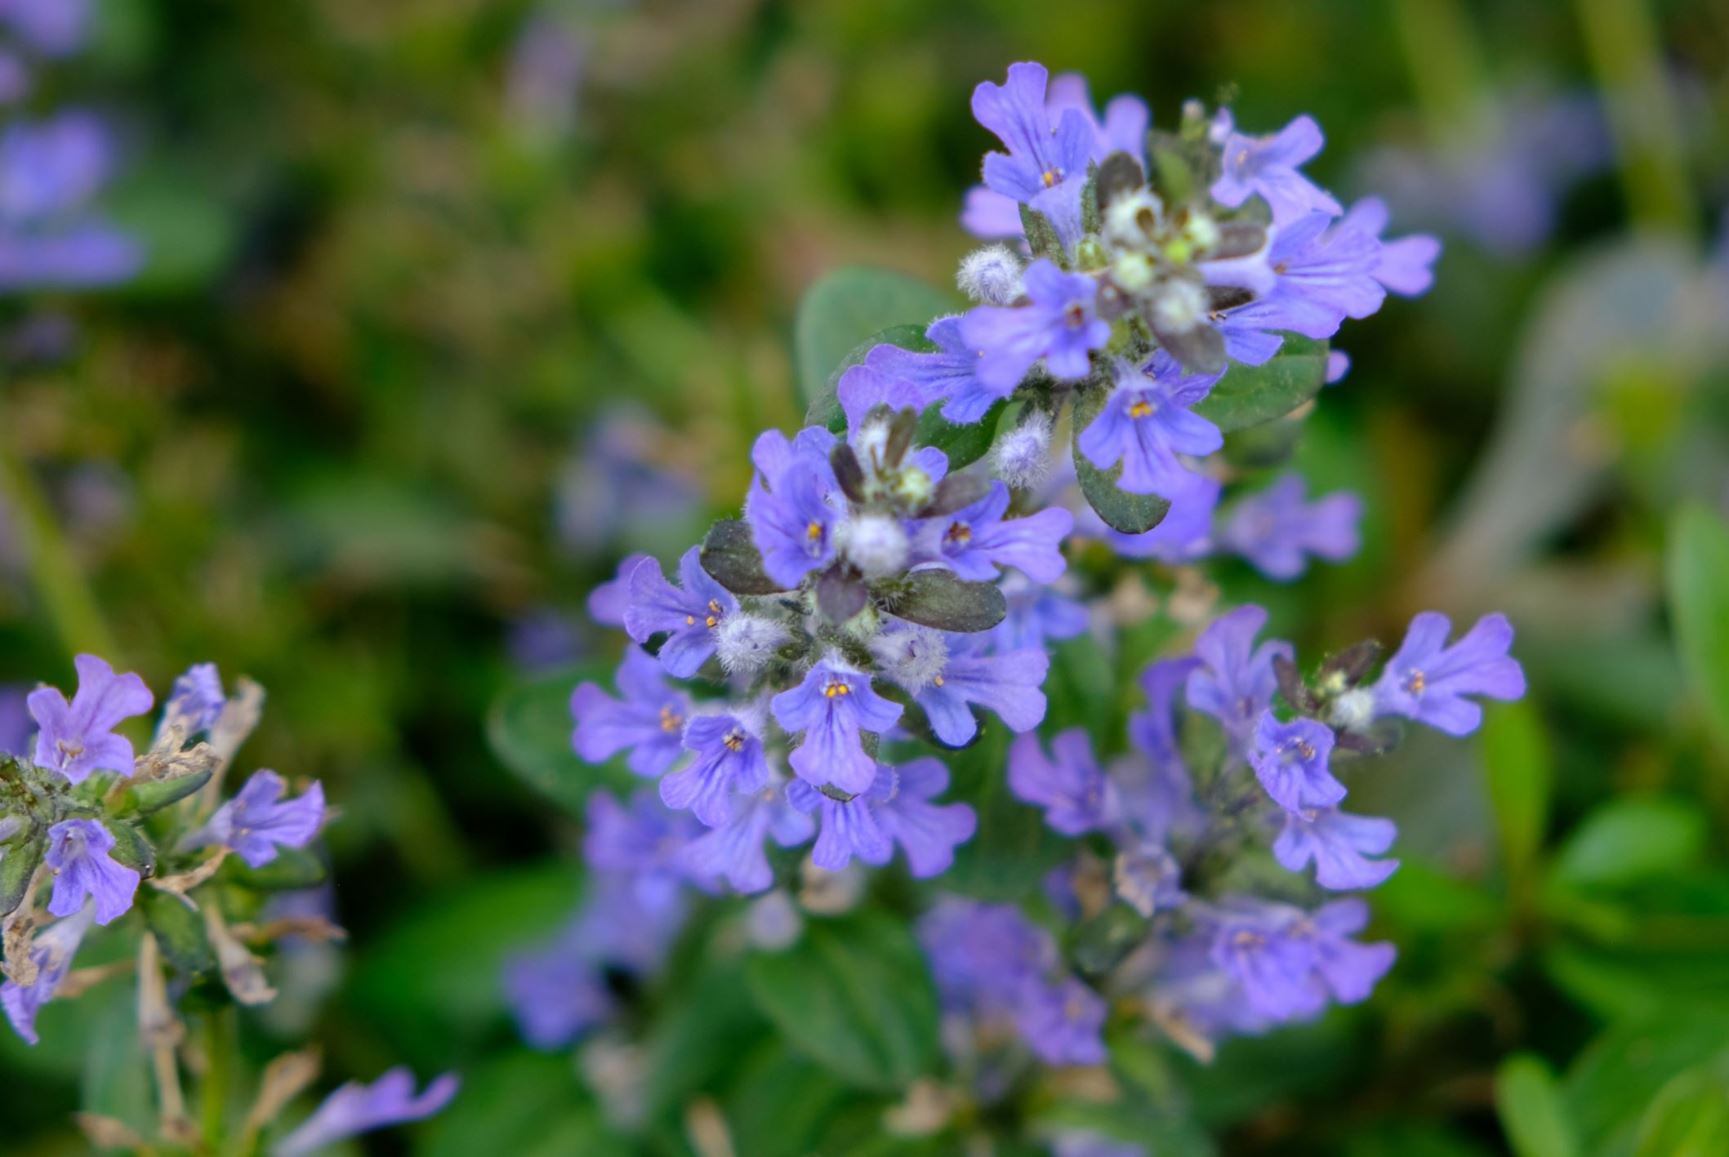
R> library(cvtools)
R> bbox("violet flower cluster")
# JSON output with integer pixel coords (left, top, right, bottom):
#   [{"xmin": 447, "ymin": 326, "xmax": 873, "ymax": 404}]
[{"xmin": 0, "ymin": 655, "xmax": 452, "ymax": 1153}]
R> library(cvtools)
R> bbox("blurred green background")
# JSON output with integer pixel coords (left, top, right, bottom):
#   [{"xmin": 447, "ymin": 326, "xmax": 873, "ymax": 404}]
[{"xmin": 2, "ymin": 0, "xmax": 1728, "ymax": 1153}]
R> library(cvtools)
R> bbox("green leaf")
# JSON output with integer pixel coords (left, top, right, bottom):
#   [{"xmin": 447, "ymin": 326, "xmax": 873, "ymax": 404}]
[
  {"xmin": 487, "ymin": 666, "xmax": 635, "ymax": 817},
  {"xmin": 1634, "ymin": 1063, "xmax": 1729, "ymax": 1157},
  {"xmin": 79, "ymin": 986, "xmax": 154, "ymax": 1144},
  {"xmin": 1567, "ymin": 1010, "xmax": 1729, "ymax": 1156},
  {"xmin": 113, "ymin": 768, "xmax": 213, "ymax": 818},
  {"xmin": 139, "ymin": 888, "xmax": 216, "ymax": 976},
  {"xmin": 1496, "ymin": 1053, "xmax": 1580, "ymax": 1157},
  {"xmin": 883, "ymin": 570, "xmax": 1006, "ymax": 633},
  {"xmin": 639, "ymin": 955, "xmax": 770, "ymax": 1120},
  {"xmin": 1071, "ymin": 386, "xmax": 1170, "ymax": 534},
  {"xmin": 743, "ymin": 912, "xmax": 938, "ymax": 1090},
  {"xmin": 105, "ymin": 167, "xmax": 237, "ymax": 294},
  {"xmin": 222, "ymin": 846, "xmax": 328, "ymax": 891},
  {"xmin": 1551, "ymin": 796, "xmax": 1706, "ymax": 889},
  {"xmin": 1667, "ymin": 505, "xmax": 1729, "ymax": 755},
  {"xmin": 1481, "ymin": 700, "xmax": 1552, "ymax": 887},
  {"xmin": 1018, "ymin": 203, "xmax": 1065, "ymax": 263},
  {"xmin": 918, "ymin": 398, "xmax": 1006, "ymax": 473},
  {"xmin": 420, "ymin": 1051, "xmax": 629, "ymax": 1157},
  {"xmin": 804, "ymin": 324, "xmax": 930, "ymax": 433},
  {"xmin": 701, "ymin": 518, "xmax": 787, "ymax": 596},
  {"xmin": 721, "ymin": 1041, "xmax": 862, "ymax": 1157},
  {"xmin": 0, "ymin": 830, "xmax": 43, "ymax": 918},
  {"xmin": 794, "ymin": 269, "xmax": 952, "ymax": 408},
  {"xmin": 1192, "ymin": 335, "xmax": 1330, "ymax": 433}
]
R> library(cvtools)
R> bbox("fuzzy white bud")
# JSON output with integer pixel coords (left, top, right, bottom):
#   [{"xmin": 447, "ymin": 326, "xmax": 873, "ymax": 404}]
[
  {"xmin": 1104, "ymin": 189, "xmax": 1163, "ymax": 250},
  {"xmin": 836, "ymin": 514, "xmax": 909, "ymax": 579},
  {"xmin": 1329, "ymin": 688, "xmax": 1377, "ymax": 733},
  {"xmin": 957, "ymin": 245, "xmax": 1024, "ymax": 305},
  {"xmin": 1150, "ymin": 278, "xmax": 1208, "ymax": 333},
  {"xmin": 868, "ymin": 624, "xmax": 948, "ymax": 692},
  {"xmin": 714, "ymin": 614, "xmax": 791, "ymax": 675},
  {"xmin": 993, "ymin": 412, "xmax": 1055, "ymax": 491}
]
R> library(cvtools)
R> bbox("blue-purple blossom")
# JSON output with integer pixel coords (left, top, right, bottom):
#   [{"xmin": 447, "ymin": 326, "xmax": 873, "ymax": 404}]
[
  {"xmin": 677, "ymin": 781, "xmax": 812, "ymax": 893},
  {"xmin": 27, "ymin": 653, "xmax": 153, "ymax": 784},
  {"xmin": 1346, "ymin": 196, "xmax": 1441, "ymax": 297},
  {"xmin": 1372, "ymin": 612, "xmax": 1525, "ymax": 735},
  {"xmin": 1219, "ymin": 474, "xmax": 1363, "ymax": 580},
  {"xmin": 503, "ymin": 935, "xmax": 613, "ymax": 1050},
  {"xmin": 919, "ymin": 897, "xmax": 1055, "ymax": 1015},
  {"xmin": 659, "ymin": 712, "xmax": 770, "ymax": 827},
  {"xmin": 771, "ymin": 656, "xmax": 903, "ymax": 795},
  {"xmin": 44, "ymin": 818, "xmax": 139, "ymax": 925},
  {"xmin": 1012, "ymin": 975, "xmax": 1108, "ymax": 1066},
  {"xmin": 1250, "ymin": 713, "xmax": 1345, "ymax": 814},
  {"xmin": 0, "ymin": 0, "xmax": 90, "ymax": 57},
  {"xmin": 195, "ymin": 771, "xmax": 325, "ymax": 869},
  {"xmin": 1274, "ymin": 807, "xmax": 1399, "ymax": 890},
  {"xmin": 960, "ymin": 260, "xmax": 1109, "ymax": 392},
  {"xmin": 1051, "ymin": 1133, "xmax": 1150, "ymax": 1157},
  {"xmin": 991, "ymin": 573, "xmax": 1090, "ymax": 653},
  {"xmin": 835, "ymin": 360, "xmax": 932, "ymax": 431},
  {"xmin": 505, "ymin": 9, "xmax": 586, "ymax": 141},
  {"xmin": 570, "ymin": 648, "xmax": 691, "ymax": 777},
  {"xmin": 1114, "ymin": 843, "xmax": 1187, "ymax": 916},
  {"xmin": 1211, "ymin": 114, "xmax": 1341, "ymax": 225},
  {"xmin": 1186, "ymin": 605, "xmax": 1292, "ymax": 752},
  {"xmin": 0, "ymin": 113, "xmax": 140, "ymax": 290},
  {"xmin": 1008, "ymin": 728, "xmax": 1116, "ymax": 836},
  {"xmin": 0, "ymin": 904, "xmax": 94, "ymax": 1045},
  {"xmin": 587, "ymin": 553, "xmax": 650, "ymax": 628},
  {"xmin": 623, "ymin": 546, "xmax": 739, "ymax": 677},
  {"xmin": 1122, "ymin": 657, "xmax": 1204, "ymax": 841},
  {"xmin": 789, "ymin": 759, "xmax": 976, "ymax": 878},
  {"xmin": 165, "ymin": 662, "xmax": 224, "ymax": 732},
  {"xmin": 917, "ymin": 480, "xmax": 1072, "ymax": 582},
  {"xmin": 745, "ymin": 436, "xmax": 842, "ymax": 588},
  {"xmin": 972, "ymin": 61, "xmax": 1091, "ymax": 242},
  {"xmin": 1094, "ymin": 468, "xmax": 1220, "ymax": 563},
  {"xmin": 0, "ymin": 683, "xmax": 28, "ymax": 755},
  {"xmin": 1208, "ymin": 899, "xmax": 1394, "ymax": 1023},
  {"xmin": 1077, "ymin": 356, "xmax": 1224, "ymax": 497},
  {"xmin": 876, "ymin": 628, "xmax": 1048, "ymax": 747},
  {"xmin": 1248, "ymin": 210, "xmax": 1387, "ymax": 341},
  {"xmin": 1048, "ymin": 72, "xmax": 1149, "ymax": 165},
  {"xmin": 866, "ymin": 317, "xmax": 999, "ymax": 423},
  {"xmin": 274, "ymin": 1069, "xmax": 459, "ymax": 1157},
  {"xmin": 583, "ymin": 789, "xmax": 702, "ymax": 909},
  {"xmin": 556, "ymin": 410, "xmax": 701, "ymax": 554}
]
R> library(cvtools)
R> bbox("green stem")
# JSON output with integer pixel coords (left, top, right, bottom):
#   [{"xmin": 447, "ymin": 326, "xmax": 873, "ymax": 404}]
[
  {"xmin": 1392, "ymin": 0, "xmax": 1490, "ymax": 142},
  {"xmin": 202, "ymin": 1008, "xmax": 235, "ymax": 1147},
  {"xmin": 0, "ymin": 435, "xmax": 118, "ymax": 661},
  {"xmin": 1573, "ymin": 0, "xmax": 1698, "ymax": 234}
]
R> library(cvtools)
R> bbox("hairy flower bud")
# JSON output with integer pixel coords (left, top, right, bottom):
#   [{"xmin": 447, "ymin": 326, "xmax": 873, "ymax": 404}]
[
  {"xmin": 957, "ymin": 245, "xmax": 1024, "ymax": 305},
  {"xmin": 1329, "ymin": 688, "xmax": 1376, "ymax": 732},
  {"xmin": 993, "ymin": 412, "xmax": 1055, "ymax": 491},
  {"xmin": 868, "ymin": 624, "xmax": 948, "ymax": 692},
  {"xmin": 714, "ymin": 614, "xmax": 791, "ymax": 675},
  {"xmin": 835, "ymin": 514, "xmax": 909, "ymax": 579}
]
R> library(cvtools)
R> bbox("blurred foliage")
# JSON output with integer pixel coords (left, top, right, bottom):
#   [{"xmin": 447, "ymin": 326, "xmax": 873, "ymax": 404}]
[{"xmin": 2, "ymin": 0, "xmax": 1729, "ymax": 1153}]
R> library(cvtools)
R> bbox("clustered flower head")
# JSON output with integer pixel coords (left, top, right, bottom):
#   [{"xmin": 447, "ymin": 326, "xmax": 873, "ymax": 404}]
[
  {"xmin": 528, "ymin": 61, "xmax": 1524, "ymax": 1155},
  {"xmin": 0, "ymin": 654, "xmax": 453, "ymax": 1152}
]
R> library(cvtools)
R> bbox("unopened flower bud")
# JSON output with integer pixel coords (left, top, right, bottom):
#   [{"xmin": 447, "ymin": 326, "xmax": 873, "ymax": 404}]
[
  {"xmin": 1104, "ymin": 189, "xmax": 1163, "ymax": 249},
  {"xmin": 836, "ymin": 514, "xmax": 909, "ymax": 578},
  {"xmin": 1329, "ymin": 688, "xmax": 1376, "ymax": 732},
  {"xmin": 1149, "ymin": 278, "xmax": 1208, "ymax": 333},
  {"xmin": 993, "ymin": 412, "xmax": 1054, "ymax": 490},
  {"xmin": 867, "ymin": 624, "xmax": 947, "ymax": 692},
  {"xmin": 957, "ymin": 245, "xmax": 1023, "ymax": 305},
  {"xmin": 715, "ymin": 614, "xmax": 791, "ymax": 675}
]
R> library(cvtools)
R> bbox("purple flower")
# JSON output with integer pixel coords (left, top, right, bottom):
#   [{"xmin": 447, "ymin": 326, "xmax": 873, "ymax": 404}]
[
  {"xmin": 991, "ymin": 573, "xmax": 1090, "ymax": 654},
  {"xmin": 195, "ymin": 771, "xmax": 325, "ymax": 869},
  {"xmin": 623, "ymin": 546, "xmax": 739, "ymax": 678},
  {"xmin": 1250, "ymin": 713, "xmax": 1346, "ymax": 814},
  {"xmin": 1249, "ymin": 210, "xmax": 1387, "ymax": 340},
  {"xmin": 745, "ymin": 447, "xmax": 841, "ymax": 589},
  {"xmin": 919, "ymin": 897, "xmax": 1055, "ymax": 1014},
  {"xmin": 587, "ymin": 553, "xmax": 650, "ymax": 628},
  {"xmin": 0, "ymin": 113, "xmax": 140, "ymax": 290},
  {"xmin": 0, "ymin": 0, "xmax": 91, "ymax": 57},
  {"xmin": 1077, "ymin": 356, "xmax": 1224, "ymax": 497},
  {"xmin": 583, "ymin": 789, "xmax": 701, "ymax": 907},
  {"xmin": 1096, "ymin": 468, "xmax": 1220, "ymax": 563},
  {"xmin": 570, "ymin": 648, "xmax": 691, "ymax": 777},
  {"xmin": 878, "ymin": 629, "xmax": 1048, "ymax": 747},
  {"xmin": 1219, "ymin": 474, "xmax": 1363, "ymax": 580},
  {"xmin": 0, "ymin": 683, "xmax": 29, "ymax": 756},
  {"xmin": 556, "ymin": 410, "xmax": 700, "ymax": 554},
  {"xmin": 1274, "ymin": 807, "xmax": 1399, "ymax": 890},
  {"xmin": 678, "ymin": 781, "xmax": 813, "ymax": 893},
  {"xmin": 918, "ymin": 480, "xmax": 1072, "ymax": 582},
  {"xmin": 1344, "ymin": 196, "xmax": 1441, "ymax": 296},
  {"xmin": 1114, "ymin": 843, "xmax": 1186, "ymax": 917},
  {"xmin": 865, "ymin": 316, "xmax": 1001, "ymax": 424},
  {"xmin": 1208, "ymin": 899, "xmax": 1394, "ymax": 1023},
  {"xmin": 1008, "ymin": 728, "xmax": 1116, "ymax": 836},
  {"xmin": 1052, "ymin": 1133, "xmax": 1149, "ymax": 1157},
  {"xmin": 503, "ymin": 936, "xmax": 613, "ymax": 1050},
  {"xmin": 790, "ymin": 760, "xmax": 977, "ymax": 878},
  {"xmin": 961, "ymin": 185, "xmax": 1024, "ymax": 241},
  {"xmin": 27, "ymin": 653, "xmax": 152, "ymax": 784},
  {"xmin": 1186, "ymin": 605, "xmax": 1292, "ymax": 752},
  {"xmin": 274, "ymin": 1069, "xmax": 459, "ymax": 1157},
  {"xmin": 972, "ymin": 62, "xmax": 1091, "ymax": 208},
  {"xmin": 1, "ymin": 905, "xmax": 94, "ymax": 1045},
  {"xmin": 1303, "ymin": 898, "xmax": 1397, "ymax": 1004},
  {"xmin": 771, "ymin": 656, "xmax": 903, "ymax": 794},
  {"xmin": 1047, "ymin": 73, "xmax": 1149, "ymax": 165},
  {"xmin": 43, "ymin": 818, "xmax": 139, "ymax": 925},
  {"xmin": 505, "ymin": 11, "xmax": 586, "ymax": 141},
  {"xmin": 1013, "ymin": 975, "xmax": 1107, "ymax": 1065},
  {"xmin": 164, "ymin": 662, "xmax": 225, "ymax": 733},
  {"xmin": 507, "ymin": 608, "xmax": 583, "ymax": 673},
  {"xmin": 959, "ymin": 260, "xmax": 1109, "ymax": 393},
  {"xmin": 1373, "ymin": 612, "xmax": 1526, "ymax": 735},
  {"xmin": 659, "ymin": 712, "xmax": 770, "ymax": 827},
  {"xmin": 1123, "ymin": 658, "xmax": 1203, "ymax": 840},
  {"xmin": 1211, "ymin": 114, "xmax": 1341, "ymax": 225}
]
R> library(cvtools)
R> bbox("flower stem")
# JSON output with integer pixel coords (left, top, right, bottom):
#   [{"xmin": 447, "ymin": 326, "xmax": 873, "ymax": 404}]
[{"xmin": 0, "ymin": 436, "xmax": 118, "ymax": 661}]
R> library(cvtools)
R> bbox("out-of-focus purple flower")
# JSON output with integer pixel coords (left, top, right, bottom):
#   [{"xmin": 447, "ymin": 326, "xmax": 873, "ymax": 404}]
[
  {"xmin": 1078, "ymin": 356, "xmax": 1223, "ymax": 498},
  {"xmin": 1052, "ymin": 1132, "xmax": 1149, "ymax": 1157},
  {"xmin": 0, "ymin": 0, "xmax": 90, "ymax": 57},
  {"xmin": 1342, "ymin": 196, "xmax": 1441, "ymax": 296},
  {"xmin": 678, "ymin": 781, "xmax": 813, "ymax": 893},
  {"xmin": 1211, "ymin": 114, "xmax": 1341, "ymax": 225},
  {"xmin": 504, "ymin": 936, "xmax": 612, "ymax": 1050},
  {"xmin": 1009, "ymin": 728, "xmax": 1116, "ymax": 836},
  {"xmin": 1114, "ymin": 842, "xmax": 1186, "ymax": 917},
  {"xmin": 164, "ymin": 662, "xmax": 225, "ymax": 734},
  {"xmin": 583, "ymin": 789, "xmax": 701, "ymax": 907},
  {"xmin": 1122, "ymin": 657, "xmax": 1204, "ymax": 840},
  {"xmin": 556, "ymin": 410, "xmax": 701, "ymax": 555},
  {"xmin": 1047, "ymin": 72, "xmax": 1149, "ymax": 165},
  {"xmin": 865, "ymin": 316, "xmax": 1000, "ymax": 424},
  {"xmin": 960, "ymin": 260, "xmax": 1109, "ymax": 392},
  {"xmin": 43, "ymin": 818, "xmax": 138, "ymax": 925},
  {"xmin": 193, "ymin": 771, "xmax": 325, "ymax": 869},
  {"xmin": 1208, "ymin": 898, "xmax": 1394, "ymax": 1023},
  {"xmin": 962, "ymin": 184, "xmax": 1024, "ymax": 241},
  {"xmin": 27, "ymin": 654, "xmax": 152, "ymax": 785},
  {"xmin": 507, "ymin": 607, "xmax": 583, "ymax": 672},
  {"xmin": 1013, "ymin": 975, "xmax": 1107, "ymax": 1065},
  {"xmin": 1219, "ymin": 474, "xmax": 1363, "ymax": 580},
  {"xmin": 919, "ymin": 897, "xmax": 1055, "ymax": 1015},
  {"xmin": 505, "ymin": 10, "xmax": 586, "ymax": 141},
  {"xmin": 790, "ymin": 759, "xmax": 976, "ymax": 878},
  {"xmin": 570, "ymin": 648, "xmax": 691, "ymax": 777},
  {"xmin": 623, "ymin": 546, "xmax": 738, "ymax": 678},
  {"xmin": 918, "ymin": 480, "xmax": 1071, "ymax": 582},
  {"xmin": 746, "ymin": 442, "xmax": 842, "ymax": 589},
  {"xmin": 1093, "ymin": 467, "xmax": 1220, "ymax": 563},
  {"xmin": 990, "ymin": 573, "xmax": 1089, "ymax": 654},
  {"xmin": 0, "ymin": 683, "xmax": 29, "ymax": 755},
  {"xmin": 1372, "ymin": 612, "xmax": 1526, "ymax": 735},
  {"xmin": 659, "ymin": 712, "xmax": 770, "ymax": 827},
  {"xmin": 875, "ymin": 628, "xmax": 1048, "ymax": 747},
  {"xmin": 1325, "ymin": 351, "xmax": 1351, "ymax": 384},
  {"xmin": 1275, "ymin": 807, "xmax": 1399, "ymax": 890},
  {"xmin": 587, "ymin": 554, "xmax": 650, "ymax": 629},
  {"xmin": 771, "ymin": 655, "xmax": 903, "ymax": 795},
  {"xmin": 274, "ymin": 1068, "xmax": 459, "ymax": 1157},
  {"xmin": 1, "ymin": 904, "xmax": 94, "ymax": 1045},
  {"xmin": 0, "ymin": 113, "xmax": 140, "ymax": 290},
  {"xmin": 1250, "ymin": 713, "xmax": 1345, "ymax": 814},
  {"xmin": 0, "ymin": 50, "xmax": 28, "ymax": 104},
  {"xmin": 1186, "ymin": 605, "xmax": 1291, "ymax": 753}
]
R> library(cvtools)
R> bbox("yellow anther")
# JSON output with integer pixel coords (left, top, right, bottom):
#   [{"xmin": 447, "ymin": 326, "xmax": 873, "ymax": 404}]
[{"xmin": 1129, "ymin": 399, "xmax": 1155, "ymax": 419}]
